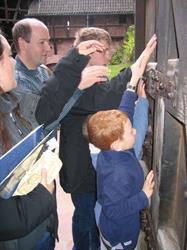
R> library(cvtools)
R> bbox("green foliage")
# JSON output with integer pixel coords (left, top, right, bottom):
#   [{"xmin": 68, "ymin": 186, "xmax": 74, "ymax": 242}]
[
  {"xmin": 110, "ymin": 46, "xmax": 124, "ymax": 65},
  {"xmin": 123, "ymin": 25, "xmax": 135, "ymax": 64},
  {"xmin": 110, "ymin": 25, "xmax": 135, "ymax": 65},
  {"xmin": 108, "ymin": 64, "xmax": 129, "ymax": 79}
]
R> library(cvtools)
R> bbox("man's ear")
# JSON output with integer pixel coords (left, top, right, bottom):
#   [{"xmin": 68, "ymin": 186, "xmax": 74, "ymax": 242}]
[
  {"xmin": 110, "ymin": 139, "xmax": 122, "ymax": 151},
  {"xmin": 18, "ymin": 37, "xmax": 27, "ymax": 52}
]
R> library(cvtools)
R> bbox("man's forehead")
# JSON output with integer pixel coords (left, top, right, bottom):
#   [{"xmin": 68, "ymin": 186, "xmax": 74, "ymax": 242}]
[
  {"xmin": 31, "ymin": 26, "xmax": 50, "ymax": 39},
  {"xmin": 99, "ymin": 39, "xmax": 110, "ymax": 48}
]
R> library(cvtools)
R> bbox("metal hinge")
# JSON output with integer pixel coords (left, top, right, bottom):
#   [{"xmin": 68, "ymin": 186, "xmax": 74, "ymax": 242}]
[{"xmin": 145, "ymin": 60, "xmax": 178, "ymax": 108}]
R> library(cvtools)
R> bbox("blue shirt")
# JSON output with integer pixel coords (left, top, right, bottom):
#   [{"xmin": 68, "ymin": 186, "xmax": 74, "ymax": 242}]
[
  {"xmin": 15, "ymin": 56, "xmax": 49, "ymax": 95},
  {"xmin": 15, "ymin": 56, "xmax": 84, "ymax": 132}
]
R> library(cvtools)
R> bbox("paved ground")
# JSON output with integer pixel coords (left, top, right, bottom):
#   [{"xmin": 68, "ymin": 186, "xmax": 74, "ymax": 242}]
[
  {"xmin": 55, "ymin": 176, "xmax": 74, "ymax": 250},
  {"xmin": 53, "ymin": 140, "xmax": 99, "ymax": 250}
]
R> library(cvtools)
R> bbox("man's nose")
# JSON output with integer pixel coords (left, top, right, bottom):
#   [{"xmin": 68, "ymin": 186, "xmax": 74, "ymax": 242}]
[{"xmin": 45, "ymin": 41, "xmax": 51, "ymax": 52}]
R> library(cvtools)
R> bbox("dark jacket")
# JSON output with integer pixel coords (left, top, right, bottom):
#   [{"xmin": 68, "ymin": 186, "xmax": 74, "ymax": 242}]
[
  {"xmin": 0, "ymin": 184, "xmax": 54, "ymax": 241},
  {"xmin": 59, "ymin": 68, "xmax": 132, "ymax": 193},
  {"xmin": 35, "ymin": 47, "xmax": 132, "ymax": 194},
  {"xmin": 35, "ymin": 48, "xmax": 90, "ymax": 125},
  {"xmin": 0, "ymin": 91, "xmax": 55, "ymax": 244}
]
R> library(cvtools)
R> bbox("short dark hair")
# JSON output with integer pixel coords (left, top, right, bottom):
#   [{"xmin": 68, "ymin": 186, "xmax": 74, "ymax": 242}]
[
  {"xmin": 12, "ymin": 18, "xmax": 47, "ymax": 53},
  {"xmin": 12, "ymin": 19, "xmax": 32, "ymax": 53}
]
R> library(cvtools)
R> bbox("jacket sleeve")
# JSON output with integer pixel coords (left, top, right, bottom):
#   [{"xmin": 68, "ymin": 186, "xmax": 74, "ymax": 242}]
[
  {"xmin": 133, "ymin": 97, "xmax": 149, "ymax": 159},
  {"xmin": 35, "ymin": 48, "xmax": 90, "ymax": 125},
  {"xmin": 101, "ymin": 166, "xmax": 148, "ymax": 220},
  {"xmin": 0, "ymin": 184, "xmax": 54, "ymax": 241},
  {"xmin": 119, "ymin": 90, "xmax": 137, "ymax": 124},
  {"xmin": 103, "ymin": 189, "xmax": 148, "ymax": 220}
]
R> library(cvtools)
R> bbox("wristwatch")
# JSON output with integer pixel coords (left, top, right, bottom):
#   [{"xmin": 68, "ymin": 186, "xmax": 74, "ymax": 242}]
[{"xmin": 126, "ymin": 82, "xmax": 137, "ymax": 91}]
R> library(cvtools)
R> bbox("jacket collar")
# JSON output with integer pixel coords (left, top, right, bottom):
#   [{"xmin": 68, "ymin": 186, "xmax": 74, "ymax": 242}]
[
  {"xmin": 0, "ymin": 90, "xmax": 21, "ymax": 113},
  {"xmin": 15, "ymin": 56, "xmax": 38, "ymax": 73}
]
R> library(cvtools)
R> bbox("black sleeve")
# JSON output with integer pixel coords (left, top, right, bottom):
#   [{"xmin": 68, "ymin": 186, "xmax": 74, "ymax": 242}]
[
  {"xmin": 35, "ymin": 48, "xmax": 90, "ymax": 126},
  {"xmin": 0, "ymin": 184, "xmax": 54, "ymax": 241},
  {"xmin": 71, "ymin": 67, "xmax": 132, "ymax": 114}
]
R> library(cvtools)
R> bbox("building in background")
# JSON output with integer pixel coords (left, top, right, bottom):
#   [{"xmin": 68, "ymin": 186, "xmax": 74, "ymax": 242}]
[
  {"xmin": 28, "ymin": 0, "xmax": 135, "ymax": 65},
  {"xmin": 0, "ymin": 0, "xmax": 135, "ymax": 66},
  {"xmin": 0, "ymin": 0, "xmax": 32, "ymax": 43}
]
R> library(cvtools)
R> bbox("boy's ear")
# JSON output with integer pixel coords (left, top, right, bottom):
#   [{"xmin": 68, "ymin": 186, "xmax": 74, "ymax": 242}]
[{"xmin": 110, "ymin": 139, "xmax": 122, "ymax": 151}]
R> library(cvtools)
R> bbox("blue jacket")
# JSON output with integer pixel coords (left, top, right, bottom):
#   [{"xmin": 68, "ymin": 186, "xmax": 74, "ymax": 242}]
[
  {"xmin": 15, "ymin": 56, "xmax": 49, "ymax": 95},
  {"xmin": 97, "ymin": 90, "xmax": 149, "ymax": 249}
]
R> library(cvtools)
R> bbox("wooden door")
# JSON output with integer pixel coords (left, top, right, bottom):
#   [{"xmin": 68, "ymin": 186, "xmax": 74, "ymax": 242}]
[{"xmin": 135, "ymin": 0, "xmax": 187, "ymax": 249}]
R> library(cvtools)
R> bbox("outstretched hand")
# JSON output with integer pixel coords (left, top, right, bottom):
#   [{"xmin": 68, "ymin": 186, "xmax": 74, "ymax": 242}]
[
  {"xmin": 77, "ymin": 40, "xmax": 105, "ymax": 56},
  {"xmin": 130, "ymin": 34, "xmax": 157, "ymax": 85},
  {"xmin": 78, "ymin": 65, "xmax": 108, "ymax": 90}
]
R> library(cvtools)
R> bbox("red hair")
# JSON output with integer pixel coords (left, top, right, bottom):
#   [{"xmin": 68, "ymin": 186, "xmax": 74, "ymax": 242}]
[{"xmin": 87, "ymin": 109, "xmax": 128, "ymax": 150}]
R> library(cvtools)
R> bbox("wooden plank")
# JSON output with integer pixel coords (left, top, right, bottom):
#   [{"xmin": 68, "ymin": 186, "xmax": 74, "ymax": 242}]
[
  {"xmin": 167, "ymin": 2, "xmax": 178, "ymax": 59},
  {"xmin": 172, "ymin": 0, "xmax": 187, "ymax": 127},
  {"xmin": 4, "ymin": 0, "xmax": 8, "ymax": 22},
  {"xmin": 145, "ymin": 0, "xmax": 156, "ymax": 42},
  {"xmin": 13, "ymin": 0, "xmax": 22, "ymax": 22},
  {"xmin": 135, "ymin": 0, "xmax": 145, "ymax": 59},
  {"xmin": 172, "ymin": 0, "xmax": 187, "ymax": 69},
  {"xmin": 156, "ymin": 0, "xmax": 171, "ymax": 71},
  {"xmin": 169, "ymin": 1, "xmax": 187, "ymax": 248},
  {"xmin": 145, "ymin": 0, "xmax": 156, "ymax": 62}
]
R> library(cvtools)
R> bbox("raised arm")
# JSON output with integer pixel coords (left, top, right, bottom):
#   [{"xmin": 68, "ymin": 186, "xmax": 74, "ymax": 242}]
[
  {"xmin": 35, "ymin": 40, "xmax": 107, "ymax": 126},
  {"xmin": 118, "ymin": 35, "xmax": 156, "ymax": 126},
  {"xmin": 133, "ymin": 81, "xmax": 149, "ymax": 159}
]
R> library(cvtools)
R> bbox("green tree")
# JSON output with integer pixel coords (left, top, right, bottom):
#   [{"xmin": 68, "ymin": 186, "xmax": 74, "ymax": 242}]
[
  {"xmin": 123, "ymin": 25, "xmax": 135, "ymax": 64},
  {"xmin": 110, "ymin": 45, "xmax": 123, "ymax": 65},
  {"xmin": 110, "ymin": 25, "xmax": 135, "ymax": 65}
]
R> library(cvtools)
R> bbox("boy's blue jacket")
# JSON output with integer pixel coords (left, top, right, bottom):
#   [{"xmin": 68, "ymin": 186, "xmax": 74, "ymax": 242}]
[{"xmin": 96, "ymin": 90, "xmax": 149, "ymax": 249}]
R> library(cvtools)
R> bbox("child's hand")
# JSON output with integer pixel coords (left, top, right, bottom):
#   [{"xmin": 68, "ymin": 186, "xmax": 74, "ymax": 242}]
[
  {"xmin": 142, "ymin": 170, "xmax": 154, "ymax": 198},
  {"xmin": 40, "ymin": 168, "xmax": 54, "ymax": 194},
  {"xmin": 137, "ymin": 79, "xmax": 146, "ymax": 98}
]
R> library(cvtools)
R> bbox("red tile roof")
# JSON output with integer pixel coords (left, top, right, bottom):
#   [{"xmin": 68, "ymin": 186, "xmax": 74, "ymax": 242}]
[{"xmin": 28, "ymin": 0, "xmax": 135, "ymax": 16}]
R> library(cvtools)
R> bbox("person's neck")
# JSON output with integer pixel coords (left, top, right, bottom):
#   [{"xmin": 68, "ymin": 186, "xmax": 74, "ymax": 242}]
[{"xmin": 17, "ymin": 55, "xmax": 38, "ymax": 70}]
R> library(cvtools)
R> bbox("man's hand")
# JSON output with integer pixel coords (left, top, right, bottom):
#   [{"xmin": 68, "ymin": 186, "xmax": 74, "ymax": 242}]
[
  {"xmin": 130, "ymin": 34, "xmax": 157, "ymax": 85},
  {"xmin": 78, "ymin": 65, "xmax": 108, "ymax": 90},
  {"xmin": 77, "ymin": 40, "xmax": 105, "ymax": 56}
]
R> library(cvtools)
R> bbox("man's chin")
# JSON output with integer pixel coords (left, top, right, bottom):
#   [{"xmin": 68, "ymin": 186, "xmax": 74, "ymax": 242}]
[{"xmin": 42, "ymin": 56, "xmax": 48, "ymax": 65}]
